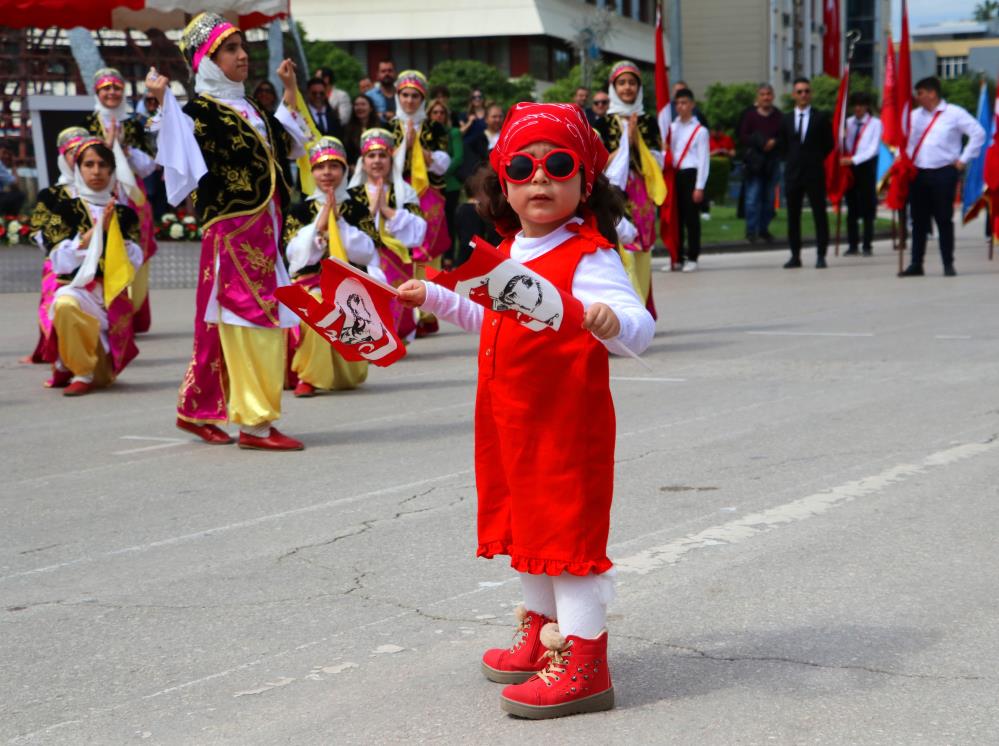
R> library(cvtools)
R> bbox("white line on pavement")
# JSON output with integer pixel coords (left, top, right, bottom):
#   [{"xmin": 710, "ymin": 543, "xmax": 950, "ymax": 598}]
[
  {"xmin": 746, "ymin": 331, "xmax": 875, "ymax": 338},
  {"xmin": 613, "ymin": 437, "xmax": 999, "ymax": 575},
  {"xmin": 611, "ymin": 376, "xmax": 686, "ymax": 383},
  {"xmin": 112, "ymin": 442, "xmax": 189, "ymax": 456},
  {"xmin": 934, "ymin": 334, "xmax": 973, "ymax": 340}
]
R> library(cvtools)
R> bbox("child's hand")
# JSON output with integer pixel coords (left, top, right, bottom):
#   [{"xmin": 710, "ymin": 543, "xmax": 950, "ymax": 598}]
[
  {"xmin": 583, "ymin": 303, "xmax": 620, "ymax": 340},
  {"xmin": 396, "ymin": 279, "xmax": 427, "ymax": 308}
]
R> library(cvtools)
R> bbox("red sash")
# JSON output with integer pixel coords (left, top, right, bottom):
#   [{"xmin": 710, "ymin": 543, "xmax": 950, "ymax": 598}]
[
  {"xmin": 674, "ymin": 123, "xmax": 702, "ymax": 169},
  {"xmin": 909, "ymin": 109, "xmax": 944, "ymax": 163}
]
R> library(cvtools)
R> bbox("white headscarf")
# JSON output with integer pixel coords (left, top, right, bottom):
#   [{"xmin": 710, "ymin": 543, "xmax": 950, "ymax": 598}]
[
  {"xmin": 70, "ymin": 154, "xmax": 118, "ymax": 290},
  {"xmin": 94, "ymin": 98, "xmax": 131, "ymax": 124},
  {"xmin": 308, "ymin": 180, "xmax": 350, "ymax": 209},
  {"xmin": 347, "ymin": 153, "xmax": 417, "ymax": 209},
  {"xmin": 391, "ymin": 92, "xmax": 427, "ymax": 200},
  {"xmin": 607, "ymin": 76, "xmax": 645, "ymax": 117},
  {"xmin": 194, "ymin": 57, "xmax": 246, "ymax": 101}
]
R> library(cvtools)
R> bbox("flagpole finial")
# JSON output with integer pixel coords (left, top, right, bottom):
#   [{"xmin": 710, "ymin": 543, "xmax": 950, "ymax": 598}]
[{"xmin": 845, "ymin": 30, "xmax": 861, "ymax": 63}]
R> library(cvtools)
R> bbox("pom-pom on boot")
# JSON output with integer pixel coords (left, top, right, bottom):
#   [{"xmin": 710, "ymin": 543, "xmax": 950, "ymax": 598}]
[
  {"xmin": 500, "ymin": 623, "xmax": 614, "ymax": 719},
  {"xmin": 481, "ymin": 604, "xmax": 555, "ymax": 684}
]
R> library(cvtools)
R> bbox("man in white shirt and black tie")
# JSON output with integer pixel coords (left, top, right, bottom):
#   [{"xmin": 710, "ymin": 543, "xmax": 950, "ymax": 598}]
[
  {"xmin": 900, "ymin": 76, "xmax": 985, "ymax": 277},
  {"xmin": 779, "ymin": 77, "xmax": 834, "ymax": 269},
  {"xmin": 840, "ymin": 92, "xmax": 882, "ymax": 256},
  {"xmin": 305, "ymin": 77, "xmax": 343, "ymax": 139},
  {"xmin": 670, "ymin": 88, "xmax": 710, "ymax": 272}
]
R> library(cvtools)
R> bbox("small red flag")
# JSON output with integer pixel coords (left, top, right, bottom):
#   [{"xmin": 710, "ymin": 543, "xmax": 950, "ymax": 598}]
[
  {"xmin": 429, "ymin": 236, "xmax": 584, "ymax": 334},
  {"xmin": 275, "ymin": 258, "xmax": 407, "ymax": 366},
  {"xmin": 654, "ymin": 2, "xmax": 679, "ymax": 269}
]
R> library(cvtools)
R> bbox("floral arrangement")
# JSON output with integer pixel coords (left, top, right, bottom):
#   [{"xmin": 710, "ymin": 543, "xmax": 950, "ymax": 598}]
[
  {"xmin": 156, "ymin": 210, "xmax": 202, "ymax": 241},
  {"xmin": 0, "ymin": 214, "xmax": 34, "ymax": 245}
]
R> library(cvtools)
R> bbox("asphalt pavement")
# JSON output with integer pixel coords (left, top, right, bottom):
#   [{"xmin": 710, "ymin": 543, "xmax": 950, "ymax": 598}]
[{"xmin": 2, "ymin": 225, "xmax": 998, "ymax": 745}]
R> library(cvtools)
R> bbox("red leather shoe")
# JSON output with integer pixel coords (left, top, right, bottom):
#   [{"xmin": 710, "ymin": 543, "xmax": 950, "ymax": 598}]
[
  {"xmin": 176, "ymin": 417, "xmax": 233, "ymax": 445},
  {"xmin": 482, "ymin": 605, "xmax": 555, "ymax": 684},
  {"xmin": 294, "ymin": 381, "xmax": 317, "ymax": 398},
  {"xmin": 500, "ymin": 625, "xmax": 614, "ymax": 719},
  {"xmin": 238, "ymin": 427, "xmax": 304, "ymax": 451},
  {"xmin": 415, "ymin": 318, "xmax": 439, "ymax": 338},
  {"xmin": 44, "ymin": 367, "xmax": 73, "ymax": 388},
  {"xmin": 63, "ymin": 380, "xmax": 92, "ymax": 397}
]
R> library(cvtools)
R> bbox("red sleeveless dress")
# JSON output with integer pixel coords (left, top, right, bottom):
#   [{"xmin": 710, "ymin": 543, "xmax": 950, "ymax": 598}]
[{"xmin": 474, "ymin": 225, "xmax": 616, "ymax": 576}]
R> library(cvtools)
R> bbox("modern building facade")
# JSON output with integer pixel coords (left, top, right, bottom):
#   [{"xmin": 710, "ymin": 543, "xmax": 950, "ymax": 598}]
[
  {"xmin": 910, "ymin": 20, "xmax": 999, "ymax": 81},
  {"xmin": 293, "ymin": 0, "xmax": 659, "ymax": 84}
]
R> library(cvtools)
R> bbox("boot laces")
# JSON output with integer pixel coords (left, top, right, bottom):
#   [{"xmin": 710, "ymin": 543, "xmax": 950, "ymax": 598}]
[
  {"xmin": 509, "ymin": 617, "xmax": 531, "ymax": 652},
  {"xmin": 535, "ymin": 642, "xmax": 572, "ymax": 686}
]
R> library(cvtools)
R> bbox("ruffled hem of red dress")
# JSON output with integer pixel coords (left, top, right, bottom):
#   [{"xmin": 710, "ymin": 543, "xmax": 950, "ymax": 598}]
[{"xmin": 477, "ymin": 542, "xmax": 613, "ymax": 576}]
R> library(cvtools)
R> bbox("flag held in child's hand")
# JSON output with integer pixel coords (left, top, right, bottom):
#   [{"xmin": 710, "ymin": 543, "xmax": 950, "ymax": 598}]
[
  {"xmin": 428, "ymin": 236, "xmax": 584, "ymax": 334},
  {"xmin": 275, "ymin": 257, "xmax": 406, "ymax": 367}
]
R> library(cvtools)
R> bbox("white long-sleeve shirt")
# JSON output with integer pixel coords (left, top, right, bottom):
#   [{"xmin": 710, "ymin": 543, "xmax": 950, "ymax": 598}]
[
  {"xmin": 907, "ymin": 100, "xmax": 985, "ymax": 168},
  {"xmin": 420, "ymin": 217, "xmax": 655, "ymax": 358},
  {"xmin": 670, "ymin": 118, "xmax": 710, "ymax": 189},
  {"xmin": 844, "ymin": 114, "xmax": 882, "ymax": 165}
]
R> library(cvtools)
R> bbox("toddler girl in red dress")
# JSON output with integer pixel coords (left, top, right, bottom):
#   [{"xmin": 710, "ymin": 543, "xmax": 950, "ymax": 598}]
[{"xmin": 398, "ymin": 102, "xmax": 655, "ymax": 719}]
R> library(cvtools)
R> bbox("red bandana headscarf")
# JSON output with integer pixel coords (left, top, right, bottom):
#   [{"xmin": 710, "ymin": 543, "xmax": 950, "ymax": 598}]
[{"xmin": 490, "ymin": 102, "xmax": 608, "ymax": 195}]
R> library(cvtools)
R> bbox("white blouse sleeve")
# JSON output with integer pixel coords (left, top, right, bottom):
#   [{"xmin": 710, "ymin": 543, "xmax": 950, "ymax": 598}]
[
  {"xmin": 341, "ymin": 217, "xmax": 377, "ymax": 266},
  {"xmin": 572, "ymin": 248, "xmax": 655, "ymax": 357},
  {"xmin": 49, "ymin": 237, "xmax": 85, "ymax": 275},
  {"xmin": 605, "ymin": 145, "xmax": 630, "ymax": 191},
  {"xmin": 650, "ymin": 149, "xmax": 665, "ymax": 169},
  {"xmin": 126, "ymin": 240, "xmax": 144, "ymax": 269},
  {"xmin": 421, "ymin": 281, "xmax": 484, "ymax": 333},
  {"xmin": 151, "ymin": 90, "xmax": 208, "ymax": 207},
  {"xmin": 274, "ymin": 103, "xmax": 310, "ymax": 159},
  {"xmin": 695, "ymin": 129, "xmax": 710, "ymax": 190},
  {"xmin": 126, "ymin": 146, "xmax": 157, "ymax": 179},
  {"xmin": 387, "ymin": 207, "xmax": 427, "ymax": 248},
  {"xmin": 428, "ymin": 149, "xmax": 451, "ymax": 176},
  {"xmin": 286, "ymin": 221, "xmax": 322, "ymax": 276}
]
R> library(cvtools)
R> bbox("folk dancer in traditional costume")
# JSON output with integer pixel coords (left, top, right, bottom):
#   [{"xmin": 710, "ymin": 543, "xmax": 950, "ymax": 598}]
[
  {"xmin": 285, "ymin": 136, "xmax": 387, "ymax": 397},
  {"xmin": 346, "ymin": 128, "xmax": 427, "ymax": 339},
  {"xmin": 398, "ymin": 103, "xmax": 655, "ymax": 719},
  {"xmin": 601, "ymin": 60, "xmax": 665, "ymax": 315},
  {"xmin": 388, "ymin": 70, "xmax": 451, "ymax": 338},
  {"xmin": 32, "ymin": 138, "xmax": 143, "ymax": 396},
  {"xmin": 86, "ymin": 67, "xmax": 159, "ymax": 333},
  {"xmin": 144, "ymin": 12, "xmax": 311, "ymax": 451},
  {"xmin": 24, "ymin": 126, "xmax": 90, "ymax": 365}
]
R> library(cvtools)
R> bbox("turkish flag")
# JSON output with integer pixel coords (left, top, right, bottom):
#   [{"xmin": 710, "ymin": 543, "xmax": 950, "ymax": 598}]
[
  {"xmin": 429, "ymin": 236, "xmax": 584, "ymax": 334},
  {"xmin": 654, "ymin": 2, "xmax": 679, "ymax": 268},
  {"xmin": 823, "ymin": 0, "xmax": 841, "ymax": 77},
  {"xmin": 275, "ymin": 257, "xmax": 407, "ymax": 367},
  {"xmin": 825, "ymin": 66, "xmax": 854, "ymax": 207},
  {"xmin": 881, "ymin": 32, "xmax": 901, "ymax": 149}
]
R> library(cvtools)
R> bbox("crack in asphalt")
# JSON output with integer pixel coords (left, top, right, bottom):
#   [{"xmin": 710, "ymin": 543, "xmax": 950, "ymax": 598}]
[{"xmin": 615, "ymin": 632, "xmax": 986, "ymax": 681}]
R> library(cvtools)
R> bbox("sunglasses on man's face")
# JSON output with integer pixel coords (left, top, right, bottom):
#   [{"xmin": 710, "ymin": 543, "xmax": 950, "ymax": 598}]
[
  {"xmin": 795, "ymin": 88, "xmax": 811, "ymax": 95},
  {"xmin": 593, "ymin": 99, "xmax": 609, "ymax": 105},
  {"xmin": 503, "ymin": 149, "xmax": 580, "ymax": 183}
]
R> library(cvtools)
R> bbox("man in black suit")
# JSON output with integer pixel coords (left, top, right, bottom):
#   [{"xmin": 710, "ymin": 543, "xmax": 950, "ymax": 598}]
[
  {"xmin": 305, "ymin": 77, "xmax": 343, "ymax": 139},
  {"xmin": 780, "ymin": 77, "xmax": 834, "ymax": 268}
]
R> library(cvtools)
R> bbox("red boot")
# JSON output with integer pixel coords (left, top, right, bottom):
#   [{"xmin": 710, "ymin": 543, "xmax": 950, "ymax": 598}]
[
  {"xmin": 481, "ymin": 605, "xmax": 555, "ymax": 684},
  {"xmin": 63, "ymin": 380, "xmax": 93, "ymax": 397},
  {"xmin": 500, "ymin": 624, "xmax": 614, "ymax": 719},
  {"xmin": 294, "ymin": 381, "xmax": 317, "ymax": 398}
]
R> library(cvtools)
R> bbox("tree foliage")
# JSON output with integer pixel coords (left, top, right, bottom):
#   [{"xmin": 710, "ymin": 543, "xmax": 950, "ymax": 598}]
[
  {"xmin": 941, "ymin": 74, "xmax": 991, "ymax": 113},
  {"xmin": 973, "ymin": 1, "xmax": 999, "ymax": 21},
  {"xmin": 428, "ymin": 60, "xmax": 535, "ymax": 108},
  {"xmin": 701, "ymin": 82, "xmax": 758, "ymax": 133},
  {"xmin": 301, "ymin": 39, "xmax": 366, "ymax": 99}
]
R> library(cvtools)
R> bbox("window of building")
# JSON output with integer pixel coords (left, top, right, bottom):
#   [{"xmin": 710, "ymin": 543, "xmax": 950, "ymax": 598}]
[{"xmin": 937, "ymin": 56, "xmax": 968, "ymax": 79}]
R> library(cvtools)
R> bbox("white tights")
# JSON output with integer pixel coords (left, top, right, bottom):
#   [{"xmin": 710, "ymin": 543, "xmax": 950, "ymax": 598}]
[{"xmin": 519, "ymin": 570, "xmax": 616, "ymax": 640}]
